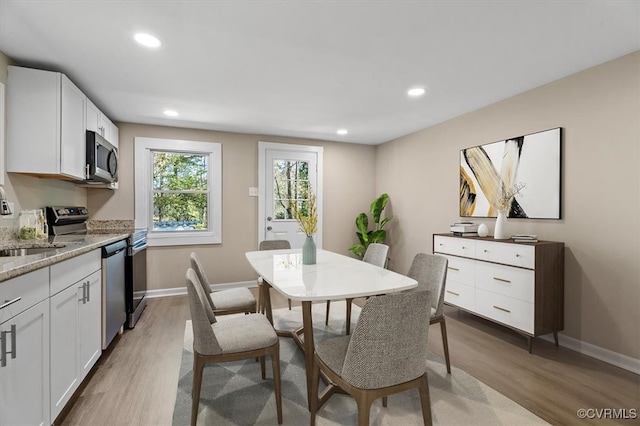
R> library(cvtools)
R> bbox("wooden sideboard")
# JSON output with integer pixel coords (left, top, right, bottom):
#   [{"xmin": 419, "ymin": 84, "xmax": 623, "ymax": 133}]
[{"xmin": 433, "ymin": 233, "xmax": 564, "ymax": 352}]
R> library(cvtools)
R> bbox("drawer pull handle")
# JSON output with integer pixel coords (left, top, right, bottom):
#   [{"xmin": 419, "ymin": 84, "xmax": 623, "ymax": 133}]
[
  {"xmin": 461, "ymin": 246, "xmax": 466, "ymax": 249},
  {"xmin": 0, "ymin": 297, "xmax": 22, "ymax": 310},
  {"xmin": 493, "ymin": 277, "xmax": 511, "ymax": 283},
  {"xmin": 447, "ymin": 266, "xmax": 459, "ymax": 271},
  {"xmin": 484, "ymin": 249, "xmax": 488, "ymax": 253},
  {"xmin": 439, "ymin": 243, "xmax": 443, "ymax": 246},
  {"xmin": 493, "ymin": 305, "xmax": 511, "ymax": 313},
  {"xmin": 516, "ymin": 254, "xmax": 521, "ymax": 258},
  {"xmin": 446, "ymin": 290, "xmax": 460, "ymax": 296},
  {"xmin": 1, "ymin": 324, "xmax": 17, "ymax": 367}
]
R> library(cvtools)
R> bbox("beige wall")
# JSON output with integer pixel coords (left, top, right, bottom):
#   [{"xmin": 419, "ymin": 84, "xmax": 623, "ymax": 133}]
[
  {"xmin": 88, "ymin": 123, "xmax": 376, "ymax": 291},
  {"xmin": 0, "ymin": 51, "xmax": 87, "ymax": 223},
  {"xmin": 376, "ymin": 51, "xmax": 640, "ymax": 359}
]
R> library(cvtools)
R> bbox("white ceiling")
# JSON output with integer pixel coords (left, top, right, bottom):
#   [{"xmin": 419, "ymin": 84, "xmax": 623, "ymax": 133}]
[{"xmin": 0, "ymin": 1, "xmax": 638, "ymax": 145}]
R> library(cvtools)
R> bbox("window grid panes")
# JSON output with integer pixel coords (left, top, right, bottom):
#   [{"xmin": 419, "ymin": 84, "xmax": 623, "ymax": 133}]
[
  {"xmin": 152, "ymin": 151, "xmax": 208, "ymax": 232},
  {"xmin": 273, "ymin": 160, "xmax": 310, "ymax": 220}
]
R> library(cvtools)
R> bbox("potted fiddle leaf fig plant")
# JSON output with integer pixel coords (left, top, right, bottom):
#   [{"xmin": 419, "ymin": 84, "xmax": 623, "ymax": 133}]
[{"xmin": 348, "ymin": 193, "xmax": 393, "ymax": 258}]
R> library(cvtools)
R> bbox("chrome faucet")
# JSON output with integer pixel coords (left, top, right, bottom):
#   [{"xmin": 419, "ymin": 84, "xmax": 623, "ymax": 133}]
[{"xmin": 0, "ymin": 186, "xmax": 12, "ymax": 215}]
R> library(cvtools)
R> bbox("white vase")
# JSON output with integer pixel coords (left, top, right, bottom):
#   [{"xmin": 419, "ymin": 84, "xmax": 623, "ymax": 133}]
[
  {"xmin": 494, "ymin": 210, "xmax": 509, "ymax": 239},
  {"xmin": 477, "ymin": 223, "xmax": 489, "ymax": 237}
]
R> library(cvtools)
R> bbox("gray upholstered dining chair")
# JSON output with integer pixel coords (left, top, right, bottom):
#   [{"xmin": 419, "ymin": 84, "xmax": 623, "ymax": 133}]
[
  {"xmin": 258, "ymin": 239, "xmax": 292, "ymax": 312},
  {"xmin": 186, "ymin": 268, "xmax": 283, "ymax": 426},
  {"xmin": 310, "ymin": 290, "xmax": 436, "ymax": 426},
  {"xmin": 407, "ymin": 253, "xmax": 451, "ymax": 373},
  {"xmin": 190, "ymin": 252, "xmax": 257, "ymax": 315},
  {"xmin": 325, "ymin": 243, "xmax": 389, "ymax": 334}
]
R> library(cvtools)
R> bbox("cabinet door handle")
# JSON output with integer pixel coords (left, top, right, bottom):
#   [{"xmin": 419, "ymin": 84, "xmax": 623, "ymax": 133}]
[
  {"xmin": 86, "ymin": 281, "xmax": 90, "ymax": 302},
  {"xmin": 446, "ymin": 290, "xmax": 460, "ymax": 296},
  {"xmin": 80, "ymin": 282, "xmax": 87, "ymax": 304},
  {"xmin": 1, "ymin": 324, "xmax": 17, "ymax": 367},
  {"xmin": 447, "ymin": 266, "xmax": 459, "ymax": 271},
  {"xmin": 493, "ymin": 305, "xmax": 511, "ymax": 313},
  {"xmin": 0, "ymin": 297, "xmax": 21, "ymax": 310},
  {"xmin": 515, "ymin": 254, "xmax": 521, "ymax": 258},
  {"xmin": 483, "ymin": 249, "xmax": 488, "ymax": 253},
  {"xmin": 493, "ymin": 277, "xmax": 511, "ymax": 283}
]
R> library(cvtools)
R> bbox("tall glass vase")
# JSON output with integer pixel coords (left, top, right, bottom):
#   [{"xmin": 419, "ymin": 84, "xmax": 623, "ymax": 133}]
[
  {"xmin": 302, "ymin": 235, "xmax": 316, "ymax": 265},
  {"xmin": 494, "ymin": 210, "xmax": 509, "ymax": 239}
]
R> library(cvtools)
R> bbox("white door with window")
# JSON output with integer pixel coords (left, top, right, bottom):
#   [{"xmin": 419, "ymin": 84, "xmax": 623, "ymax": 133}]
[{"xmin": 258, "ymin": 142, "xmax": 323, "ymax": 249}]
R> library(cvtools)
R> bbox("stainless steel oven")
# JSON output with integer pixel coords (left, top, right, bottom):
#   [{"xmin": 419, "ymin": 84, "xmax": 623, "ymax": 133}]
[{"xmin": 125, "ymin": 229, "xmax": 147, "ymax": 328}]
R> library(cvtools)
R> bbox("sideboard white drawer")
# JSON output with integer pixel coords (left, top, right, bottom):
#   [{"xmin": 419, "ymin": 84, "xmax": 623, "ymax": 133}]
[
  {"xmin": 476, "ymin": 262, "xmax": 535, "ymax": 303},
  {"xmin": 434, "ymin": 236, "xmax": 476, "ymax": 258},
  {"xmin": 476, "ymin": 240, "xmax": 534, "ymax": 269},
  {"xmin": 442, "ymin": 254, "xmax": 475, "ymax": 286},
  {"xmin": 475, "ymin": 289, "xmax": 534, "ymax": 334},
  {"xmin": 443, "ymin": 281, "xmax": 475, "ymax": 311},
  {"xmin": 0, "ymin": 267, "xmax": 49, "ymax": 323}
]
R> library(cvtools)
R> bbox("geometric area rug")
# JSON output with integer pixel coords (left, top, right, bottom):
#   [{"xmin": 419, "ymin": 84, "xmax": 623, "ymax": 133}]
[{"xmin": 172, "ymin": 301, "xmax": 549, "ymax": 425}]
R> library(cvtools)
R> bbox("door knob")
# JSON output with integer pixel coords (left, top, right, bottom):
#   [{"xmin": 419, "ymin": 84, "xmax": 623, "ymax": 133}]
[
  {"xmin": 267, "ymin": 216, "xmax": 272, "ymax": 221},
  {"xmin": 267, "ymin": 226, "xmax": 272, "ymax": 231}
]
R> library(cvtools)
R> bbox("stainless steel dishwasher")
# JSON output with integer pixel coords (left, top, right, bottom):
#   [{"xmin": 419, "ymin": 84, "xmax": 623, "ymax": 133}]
[{"xmin": 102, "ymin": 239, "xmax": 127, "ymax": 349}]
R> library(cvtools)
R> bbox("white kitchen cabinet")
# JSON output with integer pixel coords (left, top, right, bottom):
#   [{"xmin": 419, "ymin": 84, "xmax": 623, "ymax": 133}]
[
  {"xmin": 433, "ymin": 234, "xmax": 564, "ymax": 352},
  {"xmin": 49, "ymin": 249, "xmax": 101, "ymax": 422},
  {"xmin": 7, "ymin": 66, "xmax": 87, "ymax": 180},
  {"xmin": 86, "ymin": 99, "xmax": 119, "ymax": 148},
  {"xmin": 79, "ymin": 270, "xmax": 102, "ymax": 378},
  {"xmin": 0, "ymin": 269, "xmax": 50, "ymax": 426}
]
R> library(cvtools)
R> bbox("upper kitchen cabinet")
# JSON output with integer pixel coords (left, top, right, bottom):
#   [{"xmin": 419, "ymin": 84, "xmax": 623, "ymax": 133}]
[
  {"xmin": 86, "ymin": 99, "xmax": 119, "ymax": 148},
  {"xmin": 7, "ymin": 66, "xmax": 87, "ymax": 180}
]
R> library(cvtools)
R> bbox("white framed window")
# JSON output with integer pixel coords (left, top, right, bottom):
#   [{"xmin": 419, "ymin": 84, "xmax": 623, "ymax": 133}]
[{"xmin": 135, "ymin": 137, "xmax": 222, "ymax": 247}]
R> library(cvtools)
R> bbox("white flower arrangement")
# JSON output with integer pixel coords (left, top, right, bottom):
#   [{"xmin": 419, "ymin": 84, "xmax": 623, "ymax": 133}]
[{"xmin": 494, "ymin": 182, "xmax": 525, "ymax": 211}]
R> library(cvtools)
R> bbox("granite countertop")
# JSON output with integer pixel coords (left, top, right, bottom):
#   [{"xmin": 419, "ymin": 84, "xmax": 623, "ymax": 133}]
[{"xmin": 0, "ymin": 232, "xmax": 130, "ymax": 283}]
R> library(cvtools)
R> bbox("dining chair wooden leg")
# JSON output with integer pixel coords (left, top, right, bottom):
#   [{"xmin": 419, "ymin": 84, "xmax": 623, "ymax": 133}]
[
  {"xmin": 191, "ymin": 354, "xmax": 205, "ymax": 426},
  {"xmin": 355, "ymin": 393, "xmax": 373, "ymax": 426},
  {"xmin": 325, "ymin": 300, "xmax": 331, "ymax": 325},
  {"xmin": 288, "ymin": 298, "xmax": 292, "ymax": 310},
  {"xmin": 260, "ymin": 356, "xmax": 266, "ymax": 379},
  {"xmin": 271, "ymin": 345, "xmax": 283, "ymax": 424},
  {"xmin": 439, "ymin": 318, "xmax": 451, "ymax": 374},
  {"xmin": 310, "ymin": 354, "xmax": 321, "ymax": 426},
  {"xmin": 345, "ymin": 298, "xmax": 354, "ymax": 335},
  {"xmin": 382, "ymin": 396, "xmax": 387, "ymax": 407},
  {"xmin": 418, "ymin": 373, "xmax": 433, "ymax": 425}
]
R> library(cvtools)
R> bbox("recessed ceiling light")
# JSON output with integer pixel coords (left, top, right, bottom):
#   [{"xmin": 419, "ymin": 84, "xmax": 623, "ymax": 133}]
[
  {"xmin": 163, "ymin": 109, "xmax": 179, "ymax": 117},
  {"xmin": 134, "ymin": 33, "xmax": 162, "ymax": 48},
  {"xmin": 408, "ymin": 87, "xmax": 426, "ymax": 97},
  {"xmin": 337, "ymin": 129, "xmax": 349, "ymax": 135}
]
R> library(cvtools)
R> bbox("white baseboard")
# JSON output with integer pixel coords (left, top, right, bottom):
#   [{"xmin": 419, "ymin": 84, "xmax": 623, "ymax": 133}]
[
  {"xmin": 146, "ymin": 280, "xmax": 257, "ymax": 299},
  {"xmin": 540, "ymin": 333, "xmax": 639, "ymax": 375}
]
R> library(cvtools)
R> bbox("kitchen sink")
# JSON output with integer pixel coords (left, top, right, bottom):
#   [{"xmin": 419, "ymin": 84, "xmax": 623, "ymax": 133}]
[{"xmin": 0, "ymin": 246, "xmax": 62, "ymax": 257}]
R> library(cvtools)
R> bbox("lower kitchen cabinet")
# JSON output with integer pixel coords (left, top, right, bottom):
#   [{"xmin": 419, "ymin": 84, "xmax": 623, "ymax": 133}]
[
  {"xmin": 0, "ymin": 269, "xmax": 51, "ymax": 426},
  {"xmin": 50, "ymin": 250, "xmax": 102, "ymax": 423}
]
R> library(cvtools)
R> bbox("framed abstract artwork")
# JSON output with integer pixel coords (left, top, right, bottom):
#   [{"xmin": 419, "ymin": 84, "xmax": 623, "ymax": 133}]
[{"xmin": 460, "ymin": 127, "xmax": 562, "ymax": 219}]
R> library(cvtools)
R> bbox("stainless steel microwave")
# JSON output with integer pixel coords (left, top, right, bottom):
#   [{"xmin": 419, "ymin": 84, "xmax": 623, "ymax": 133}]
[{"xmin": 86, "ymin": 130, "xmax": 118, "ymax": 183}]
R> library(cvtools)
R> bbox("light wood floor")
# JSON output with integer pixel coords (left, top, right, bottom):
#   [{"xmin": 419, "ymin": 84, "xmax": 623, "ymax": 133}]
[{"xmin": 59, "ymin": 290, "xmax": 639, "ymax": 425}]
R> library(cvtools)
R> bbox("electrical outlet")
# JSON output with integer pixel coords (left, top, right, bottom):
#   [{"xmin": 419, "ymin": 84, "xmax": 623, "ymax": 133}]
[
  {"xmin": 249, "ymin": 187, "xmax": 258, "ymax": 197},
  {"xmin": 2, "ymin": 202, "xmax": 15, "ymax": 219}
]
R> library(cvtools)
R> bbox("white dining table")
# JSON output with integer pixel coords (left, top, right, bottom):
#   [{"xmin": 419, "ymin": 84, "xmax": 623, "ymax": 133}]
[{"xmin": 245, "ymin": 248, "xmax": 418, "ymax": 408}]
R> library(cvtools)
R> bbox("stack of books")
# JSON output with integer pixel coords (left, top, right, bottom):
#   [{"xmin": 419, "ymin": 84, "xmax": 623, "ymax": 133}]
[
  {"xmin": 511, "ymin": 234, "xmax": 538, "ymax": 243},
  {"xmin": 450, "ymin": 222, "xmax": 479, "ymax": 236}
]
